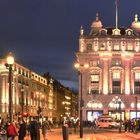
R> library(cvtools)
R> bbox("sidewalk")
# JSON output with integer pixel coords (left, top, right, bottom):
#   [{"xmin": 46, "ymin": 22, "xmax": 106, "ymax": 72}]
[
  {"xmin": 69, "ymin": 134, "xmax": 92, "ymax": 140},
  {"xmin": 125, "ymin": 132, "xmax": 140, "ymax": 139},
  {"xmin": 15, "ymin": 128, "xmax": 140, "ymax": 140}
]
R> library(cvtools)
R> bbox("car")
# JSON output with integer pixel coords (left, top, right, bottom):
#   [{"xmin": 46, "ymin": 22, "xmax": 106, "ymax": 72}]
[
  {"xmin": 109, "ymin": 121, "xmax": 120, "ymax": 128},
  {"xmin": 97, "ymin": 115, "xmax": 120, "ymax": 128}
]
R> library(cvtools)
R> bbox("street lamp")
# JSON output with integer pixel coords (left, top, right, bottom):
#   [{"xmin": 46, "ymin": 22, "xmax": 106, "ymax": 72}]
[
  {"xmin": 21, "ymin": 86, "xmax": 24, "ymax": 121},
  {"xmin": 41, "ymin": 94, "xmax": 45, "ymax": 121},
  {"xmin": 111, "ymin": 96, "xmax": 122, "ymax": 133},
  {"xmin": 5, "ymin": 52, "xmax": 14, "ymax": 123},
  {"xmin": 74, "ymin": 62, "xmax": 89, "ymax": 138}
]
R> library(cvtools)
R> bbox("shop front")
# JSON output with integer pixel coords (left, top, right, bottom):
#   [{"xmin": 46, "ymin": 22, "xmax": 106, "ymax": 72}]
[{"xmin": 86, "ymin": 110, "xmax": 103, "ymax": 121}]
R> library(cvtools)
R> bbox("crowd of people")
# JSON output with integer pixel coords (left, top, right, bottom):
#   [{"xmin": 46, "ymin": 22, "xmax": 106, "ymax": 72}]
[
  {"xmin": 0, "ymin": 116, "xmax": 139, "ymax": 140},
  {"xmin": 124, "ymin": 118, "xmax": 140, "ymax": 134},
  {"xmin": 0, "ymin": 117, "xmax": 51, "ymax": 140}
]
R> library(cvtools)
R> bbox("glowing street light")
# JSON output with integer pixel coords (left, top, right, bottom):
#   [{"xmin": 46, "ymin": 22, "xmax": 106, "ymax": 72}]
[
  {"xmin": 5, "ymin": 52, "xmax": 14, "ymax": 123},
  {"xmin": 74, "ymin": 62, "xmax": 89, "ymax": 138}
]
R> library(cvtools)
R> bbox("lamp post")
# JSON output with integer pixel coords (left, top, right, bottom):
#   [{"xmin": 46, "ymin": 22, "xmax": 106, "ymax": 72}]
[
  {"xmin": 41, "ymin": 94, "xmax": 44, "ymax": 122},
  {"xmin": 111, "ymin": 96, "xmax": 122, "ymax": 133},
  {"xmin": 21, "ymin": 86, "xmax": 24, "ymax": 121},
  {"xmin": 118, "ymin": 100, "xmax": 122, "ymax": 133},
  {"xmin": 36, "ymin": 92, "xmax": 42, "ymax": 121},
  {"xmin": 74, "ymin": 62, "xmax": 89, "ymax": 138},
  {"xmin": 5, "ymin": 52, "xmax": 14, "ymax": 123}
]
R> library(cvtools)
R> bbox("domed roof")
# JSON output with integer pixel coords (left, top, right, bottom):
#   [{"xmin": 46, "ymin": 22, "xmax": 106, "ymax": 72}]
[
  {"xmin": 91, "ymin": 13, "xmax": 103, "ymax": 29},
  {"xmin": 131, "ymin": 14, "xmax": 140, "ymax": 33}
]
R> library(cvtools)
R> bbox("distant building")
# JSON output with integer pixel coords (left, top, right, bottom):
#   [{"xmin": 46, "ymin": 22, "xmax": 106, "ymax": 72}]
[
  {"xmin": 44, "ymin": 73, "xmax": 78, "ymax": 122},
  {"xmin": 76, "ymin": 2, "xmax": 140, "ymax": 121}
]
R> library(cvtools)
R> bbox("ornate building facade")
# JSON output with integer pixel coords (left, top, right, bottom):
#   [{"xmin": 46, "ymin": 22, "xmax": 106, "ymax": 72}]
[
  {"xmin": 0, "ymin": 56, "xmax": 78, "ymax": 122},
  {"xmin": 76, "ymin": 9, "xmax": 140, "ymax": 121}
]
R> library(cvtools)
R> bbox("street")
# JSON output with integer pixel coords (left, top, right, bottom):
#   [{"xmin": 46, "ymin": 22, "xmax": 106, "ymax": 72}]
[{"xmin": 16, "ymin": 127, "xmax": 140, "ymax": 140}]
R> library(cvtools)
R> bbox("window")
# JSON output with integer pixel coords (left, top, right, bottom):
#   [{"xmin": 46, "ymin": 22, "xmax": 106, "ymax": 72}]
[
  {"xmin": 91, "ymin": 75, "xmax": 99, "ymax": 83},
  {"xmin": 127, "ymin": 43, "xmax": 133, "ymax": 51},
  {"xmin": 100, "ymin": 29, "xmax": 107, "ymax": 35},
  {"xmin": 112, "ymin": 81, "xmax": 120, "ymax": 86},
  {"xmin": 100, "ymin": 43, "xmax": 105, "ymax": 50},
  {"xmin": 112, "ymin": 81, "xmax": 121, "ymax": 94},
  {"xmin": 135, "ymin": 72, "xmax": 140, "ymax": 80},
  {"xmin": 90, "ymin": 89, "xmax": 99, "ymax": 94},
  {"xmin": 112, "ymin": 60, "xmax": 121, "ymax": 66},
  {"xmin": 87, "ymin": 44, "xmax": 92, "ymax": 51},
  {"xmin": 113, "ymin": 72, "xmax": 120, "ymax": 79},
  {"xmin": 113, "ymin": 45, "xmax": 120, "ymax": 51}
]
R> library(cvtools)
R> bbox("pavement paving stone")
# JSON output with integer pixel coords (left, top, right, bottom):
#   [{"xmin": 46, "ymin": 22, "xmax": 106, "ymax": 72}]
[
  {"xmin": 14, "ymin": 128, "xmax": 140, "ymax": 140},
  {"xmin": 125, "ymin": 132, "xmax": 140, "ymax": 139}
]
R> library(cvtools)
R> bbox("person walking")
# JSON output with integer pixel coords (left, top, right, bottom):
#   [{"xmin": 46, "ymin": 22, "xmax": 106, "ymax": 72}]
[
  {"xmin": 127, "ymin": 119, "xmax": 131, "ymax": 132},
  {"xmin": 29, "ymin": 117, "xmax": 40, "ymax": 140},
  {"xmin": 133, "ymin": 119, "xmax": 138, "ymax": 134},
  {"xmin": 7, "ymin": 122, "xmax": 18, "ymax": 140},
  {"xmin": 18, "ymin": 120, "xmax": 26, "ymax": 140},
  {"xmin": 42, "ymin": 119, "xmax": 50, "ymax": 140},
  {"xmin": 124, "ymin": 119, "xmax": 128, "ymax": 132},
  {"xmin": 62, "ymin": 121, "xmax": 69, "ymax": 140}
]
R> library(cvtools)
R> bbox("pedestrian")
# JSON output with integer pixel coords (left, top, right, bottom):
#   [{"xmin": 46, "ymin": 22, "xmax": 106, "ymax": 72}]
[
  {"xmin": 62, "ymin": 122, "xmax": 69, "ymax": 140},
  {"xmin": 127, "ymin": 119, "xmax": 131, "ymax": 132},
  {"xmin": 131, "ymin": 119, "xmax": 135, "ymax": 132},
  {"xmin": 29, "ymin": 117, "xmax": 40, "ymax": 140},
  {"xmin": 124, "ymin": 119, "xmax": 128, "ymax": 132},
  {"xmin": 133, "ymin": 119, "xmax": 138, "ymax": 134},
  {"xmin": 18, "ymin": 120, "xmax": 26, "ymax": 140},
  {"xmin": 7, "ymin": 121, "xmax": 18, "ymax": 140},
  {"xmin": 42, "ymin": 119, "xmax": 50, "ymax": 140}
]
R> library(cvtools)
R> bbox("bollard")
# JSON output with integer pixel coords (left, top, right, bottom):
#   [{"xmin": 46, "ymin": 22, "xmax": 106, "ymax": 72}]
[{"xmin": 62, "ymin": 124, "xmax": 69, "ymax": 140}]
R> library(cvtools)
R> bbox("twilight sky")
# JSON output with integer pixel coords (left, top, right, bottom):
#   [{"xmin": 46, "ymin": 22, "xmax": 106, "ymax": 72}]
[{"xmin": 0, "ymin": 0, "xmax": 140, "ymax": 90}]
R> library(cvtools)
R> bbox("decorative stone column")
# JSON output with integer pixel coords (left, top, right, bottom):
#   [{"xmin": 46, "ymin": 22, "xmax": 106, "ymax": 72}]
[
  {"xmin": 124, "ymin": 59, "xmax": 131, "ymax": 94},
  {"xmin": 102, "ymin": 59, "xmax": 109, "ymax": 95}
]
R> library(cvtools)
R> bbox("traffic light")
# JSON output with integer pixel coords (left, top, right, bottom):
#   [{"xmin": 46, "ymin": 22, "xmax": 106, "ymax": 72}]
[
  {"xmin": 22, "ymin": 112, "xmax": 29, "ymax": 117},
  {"xmin": 134, "ymin": 96, "xmax": 137, "ymax": 109}
]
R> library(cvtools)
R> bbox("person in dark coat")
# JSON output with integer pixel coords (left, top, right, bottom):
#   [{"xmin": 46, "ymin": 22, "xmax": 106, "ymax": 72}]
[
  {"xmin": 18, "ymin": 120, "xmax": 26, "ymax": 140},
  {"xmin": 124, "ymin": 119, "xmax": 128, "ymax": 132},
  {"xmin": 29, "ymin": 117, "xmax": 40, "ymax": 140},
  {"xmin": 62, "ymin": 120, "xmax": 69, "ymax": 140}
]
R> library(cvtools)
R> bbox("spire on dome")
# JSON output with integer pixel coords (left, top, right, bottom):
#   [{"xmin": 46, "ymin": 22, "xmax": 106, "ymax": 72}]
[
  {"xmin": 80, "ymin": 26, "xmax": 84, "ymax": 36},
  {"xmin": 131, "ymin": 14, "xmax": 140, "ymax": 33},
  {"xmin": 96, "ymin": 13, "xmax": 99, "ymax": 21},
  {"xmin": 135, "ymin": 14, "xmax": 138, "ymax": 22}
]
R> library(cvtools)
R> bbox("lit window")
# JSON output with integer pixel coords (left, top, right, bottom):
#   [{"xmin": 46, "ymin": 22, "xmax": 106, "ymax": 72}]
[
  {"xmin": 91, "ymin": 75, "xmax": 99, "ymax": 83},
  {"xmin": 127, "ymin": 43, "xmax": 133, "ymax": 50},
  {"xmin": 135, "ymin": 72, "xmax": 140, "ymax": 80},
  {"xmin": 113, "ymin": 45, "xmax": 120, "ymax": 50},
  {"xmin": 113, "ymin": 72, "xmax": 120, "ymax": 79}
]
